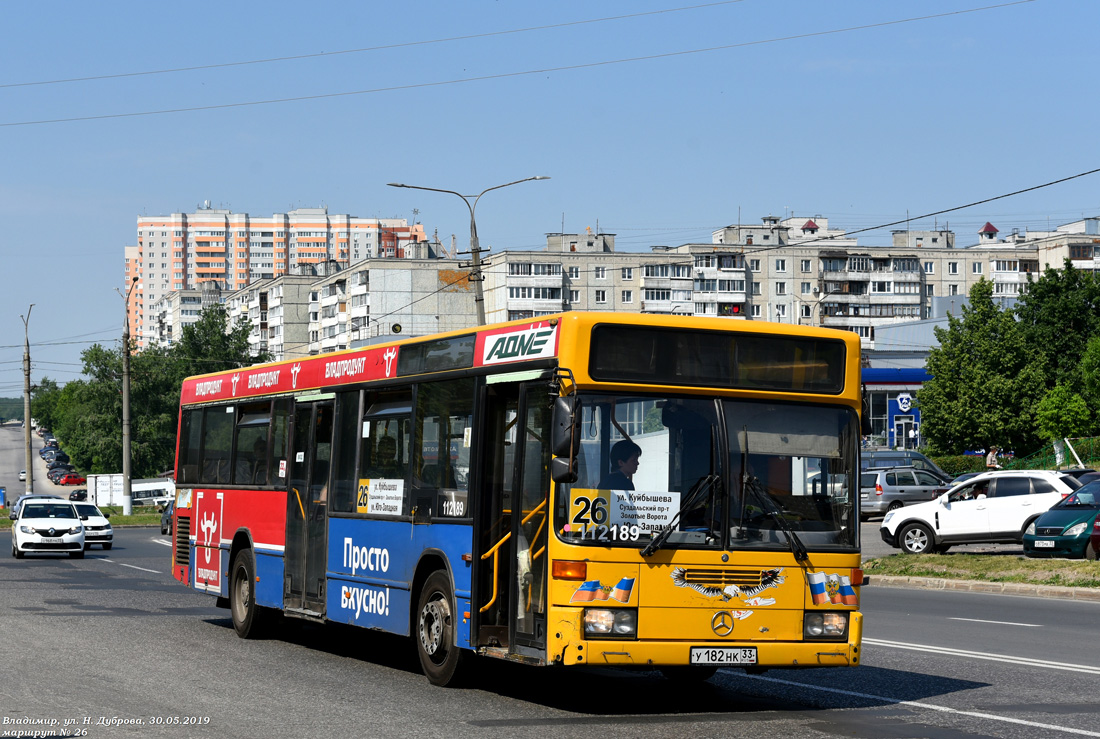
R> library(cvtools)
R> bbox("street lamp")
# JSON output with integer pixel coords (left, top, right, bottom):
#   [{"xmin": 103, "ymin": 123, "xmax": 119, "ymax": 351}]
[
  {"xmin": 118, "ymin": 276, "xmax": 139, "ymax": 515},
  {"xmin": 387, "ymin": 176, "xmax": 550, "ymax": 325},
  {"xmin": 21, "ymin": 305, "xmax": 34, "ymax": 494}
]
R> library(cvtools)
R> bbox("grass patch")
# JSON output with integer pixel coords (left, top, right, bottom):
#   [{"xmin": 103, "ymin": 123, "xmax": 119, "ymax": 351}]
[{"xmin": 864, "ymin": 553, "xmax": 1100, "ymax": 588}]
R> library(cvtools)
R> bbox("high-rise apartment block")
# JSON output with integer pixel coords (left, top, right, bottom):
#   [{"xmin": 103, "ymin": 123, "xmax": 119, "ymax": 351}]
[{"xmin": 128, "ymin": 205, "xmax": 424, "ymax": 347}]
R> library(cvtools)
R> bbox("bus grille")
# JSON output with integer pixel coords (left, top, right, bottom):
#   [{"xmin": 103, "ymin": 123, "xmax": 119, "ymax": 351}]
[
  {"xmin": 674, "ymin": 568, "xmax": 769, "ymax": 588},
  {"xmin": 175, "ymin": 516, "xmax": 190, "ymax": 566}
]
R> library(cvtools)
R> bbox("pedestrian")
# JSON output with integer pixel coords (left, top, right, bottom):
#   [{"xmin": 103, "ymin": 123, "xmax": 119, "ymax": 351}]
[{"xmin": 985, "ymin": 446, "xmax": 1002, "ymax": 470}]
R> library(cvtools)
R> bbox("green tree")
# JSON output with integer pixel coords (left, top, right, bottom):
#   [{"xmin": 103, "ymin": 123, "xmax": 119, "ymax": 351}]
[
  {"xmin": 1035, "ymin": 384, "xmax": 1091, "ymax": 442},
  {"xmin": 174, "ymin": 305, "xmax": 263, "ymax": 379},
  {"xmin": 30, "ymin": 378, "xmax": 62, "ymax": 431},
  {"xmin": 918, "ymin": 279, "xmax": 1046, "ymax": 455},
  {"xmin": 1014, "ymin": 259, "xmax": 1100, "ymax": 392}
]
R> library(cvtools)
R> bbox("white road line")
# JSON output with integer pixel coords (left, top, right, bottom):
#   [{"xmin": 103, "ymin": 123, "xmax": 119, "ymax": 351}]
[
  {"xmin": 949, "ymin": 617, "xmax": 1040, "ymax": 627},
  {"xmin": 743, "ymin": 673, "xmax": 1100, "ymax": 737},
  {"xmin": 864, "ymin": 637, "xmax": 1094, "ymax": 673},
  {"xmin": 151, "ymin": 538, "xmax": 172, "ymax": 547},
  {"xmin": 102, "ymin": 559, "xmax": 160, "ymax": 574}
]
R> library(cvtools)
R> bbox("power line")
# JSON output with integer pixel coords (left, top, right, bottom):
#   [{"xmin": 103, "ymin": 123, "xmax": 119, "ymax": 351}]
[{"xmin": 0, "ymin": 1, "xmax": 1034, "ymax": 128}]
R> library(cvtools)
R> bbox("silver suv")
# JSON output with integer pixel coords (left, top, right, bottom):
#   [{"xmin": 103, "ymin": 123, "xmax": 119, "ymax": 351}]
[{"xmin": 860, "ymin": 466, "xmax": 948, "ymax": 519}]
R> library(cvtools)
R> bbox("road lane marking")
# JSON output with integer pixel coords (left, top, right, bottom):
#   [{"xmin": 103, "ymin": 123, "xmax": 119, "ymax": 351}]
[
  {"xmin": 152, "ymin": 538, "xmax": 172, "ymax": 547},
  {"xmin": 949, "ymin": 617, "xmax": 1040, "ymax": 627},
  {"xmin": 864, "ymin": 637, "xmax": 1093, "ymax": 673},
  {"xmin": 741, "ymin": 673, "xmax": 1100, "ymax": 737},
  {"xmin": 102, "ymin": 559, "xmax": 160, "ymax": 574}
]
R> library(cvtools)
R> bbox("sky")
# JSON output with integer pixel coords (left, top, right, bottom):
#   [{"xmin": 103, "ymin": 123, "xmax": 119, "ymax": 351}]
[{"xmin": 1, "ymin": 0, "xmax": 1097, "ymax": 394}]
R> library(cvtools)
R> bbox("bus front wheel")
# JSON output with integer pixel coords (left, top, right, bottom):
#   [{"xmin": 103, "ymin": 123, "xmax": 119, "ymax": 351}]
[
  {"xmin": 230, "ymin": 549, "xmax": 268, "ymax": 639},
  {"xmin": 416, "ymin": 570, "xmax": 465, "ymax": 687}
]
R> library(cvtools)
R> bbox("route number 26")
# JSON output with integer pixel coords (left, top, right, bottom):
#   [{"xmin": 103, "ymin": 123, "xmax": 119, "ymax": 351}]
[{"xmin": 571, "ymin": 494, "xmax": 608, "ymax": 527}]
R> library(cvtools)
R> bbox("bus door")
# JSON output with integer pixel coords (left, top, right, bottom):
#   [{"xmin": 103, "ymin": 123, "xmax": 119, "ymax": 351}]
[
  {"xmin": 477, "ymin": 382, "xmax": 551, "ymax": 656},
  {"xmin": 285, "ymin": 399, "xmax": 334, "ymax": 615}
]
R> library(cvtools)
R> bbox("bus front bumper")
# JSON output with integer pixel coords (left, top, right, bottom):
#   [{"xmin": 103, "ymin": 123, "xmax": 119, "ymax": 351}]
[{"xmin": 553, "ymin": 611, "xmax": 863, "ymax": 669}]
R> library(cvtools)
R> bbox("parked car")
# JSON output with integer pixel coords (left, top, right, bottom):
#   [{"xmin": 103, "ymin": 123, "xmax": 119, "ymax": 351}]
[
  {"xmin": 1022, "ymin": 483, "xmax": 1100, "ymax": 559},
  {"xmin": 47, "ymin": 459, "xmax": 73, "ymax": 471},
  {"xmin": 48, "ymin": 468, "xmax": 74, "ymax": 483},
  {"xmin": 10, "ymin": 494, "xmax": 62, "ymax": 518},
  {"xmin": 951, "ymin": 472, "xmax": 982, "ymax": 485},
  {"xmin": 160, "ymin": 500, "xmax": 174, "ymax": 536},
  {"xmin": 861, "ymin": 450, "xmax": 952, "ymax": 484},
  {"xmin": 68, "ymin": 489, "xmax": 88, "ymax": 502},
  {"xmin": 860, "ymin": 466, "xmax": 949, "ymax": 519},
  {"xmin": 58, "ymin": 473, "xmax": 86, "ymax": 486},
  {"xmin": 73, "ymin": 503, "xmax": 112, "ymax": 550},
  {"xmin": 11, "ymin": 500, "xmax": 85, "ymax": 559},
  {"xmin": 880, "ymin": 469, "xmax": 1079, "ymax": 554},
  {"xmin": 18, "ymin": 470, "xmax": 25, "ymax": 482}
]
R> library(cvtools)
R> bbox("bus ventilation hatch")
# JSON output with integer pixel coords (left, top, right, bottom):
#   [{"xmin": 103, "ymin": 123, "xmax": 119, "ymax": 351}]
[{"xmin": 175, "ymin": 516, "xmax": 190, "ymax": 566}]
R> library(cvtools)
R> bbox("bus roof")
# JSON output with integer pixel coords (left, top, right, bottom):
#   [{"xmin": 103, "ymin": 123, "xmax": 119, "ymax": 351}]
[{"xmin": 180, "ymin": 313, "xmax": 861, "ymax": 406}]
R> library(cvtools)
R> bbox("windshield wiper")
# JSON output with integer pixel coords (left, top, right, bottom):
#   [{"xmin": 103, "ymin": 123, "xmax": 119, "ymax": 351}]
[
  {"xmin": 641, "ymin": 474, "xmax": 719, "ymax": 557},
  {"xmin": 740, "ymin": 473, "xmax": 809, "ymax": 562}
]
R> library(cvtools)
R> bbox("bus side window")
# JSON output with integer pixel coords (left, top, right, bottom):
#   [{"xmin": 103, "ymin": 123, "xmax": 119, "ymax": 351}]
[
  {"xmin": 413, "ymin": 379, "xmax": 475, "ymax": 500},
  {"xmin": 200, "ymin": 406, "xmax": 234, "ymax": 485}
]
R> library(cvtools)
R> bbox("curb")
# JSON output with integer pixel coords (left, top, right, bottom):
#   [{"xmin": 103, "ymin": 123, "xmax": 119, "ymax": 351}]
[{"xmin": 868, "ymin": 574, "xmax": 1100, "ymax": 602}]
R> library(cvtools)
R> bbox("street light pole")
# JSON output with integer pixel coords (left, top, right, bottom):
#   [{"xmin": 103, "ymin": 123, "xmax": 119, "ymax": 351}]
[
  {"xmin": 119, "ymin": 276, "xmax": 138, "ymax": 515},
  {"xmin": 388, "ymin": 176, "xmax": 550, "ymax": 325},
  {"xmin": 21, "ymin": 305, "xmax": 34, "ymax": 494}
]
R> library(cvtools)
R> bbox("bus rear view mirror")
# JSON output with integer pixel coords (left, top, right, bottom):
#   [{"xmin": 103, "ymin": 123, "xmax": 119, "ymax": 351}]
[{"xmin": 551, "ymin": 396, "xmax": 581, "ymax": 458}]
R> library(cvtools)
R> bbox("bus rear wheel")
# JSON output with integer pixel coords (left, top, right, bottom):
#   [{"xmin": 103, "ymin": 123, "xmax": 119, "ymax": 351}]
[
  {"xmin": 230, "ymin": 548, "xmax": 268, "ymax": 639},
  {"xmin": 416, "ymin": 570, "xmax": 465, "ymax": 687}
]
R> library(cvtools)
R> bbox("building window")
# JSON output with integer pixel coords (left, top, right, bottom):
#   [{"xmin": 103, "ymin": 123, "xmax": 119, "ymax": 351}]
[
  {"xmin": 949, "ymin": 284, "xmax": 959, "ymax": 295},
  {"xmin": 595, "ymin": 267, "xmax": 606, "ymax": 280},
  {"xmin": 801, "ymin": 304, "xmax": 811, "ymax": 318},
  {"xmin": 926, "ymin": 284, "xmax": 935, "ymax": 296},
  {"xmin": 751, "ymin": 282, "xmax": 761, "ymax": 295},
  {"xmin": 972, "ymin": 262, "xmax": 983, "ymax": 275},
  {"xmin": 801, "ymin": 282, "xmax": 811, "ymax": 295},
  {"xmin": 801, "ymin": 259, "xmax": 811, "ymax": 273},
  {"xmin": 775, "ymin": 259, "xmax": 786, "ymax": 272},
  {"xmin": 948, "ymin": 262, "xmax": 959, "ymax": 275},
  {"xmin": 923, "ymin": 262, "xmax": 934, "ymax": 274},
  {"xmin": 621, "ymin": 267, "xmax": 633, "ymax": 280},
  {"xmin": 568, "ymin": 266, "xmax": 579, "ymax": 279},
  {"xmin": 595, "ymin": 290, "xmax": 607, "ymax": 303},
  {"xmin": 775, "ymin": 305, "xmax": 786, "ymax": 318},
  {"xmin": 775, "ymin": 282, "xmax": 786, "ymax": 295},
  {"xmin": 749, "ymin": 259, "xmax": 760, "ymax": 271},
  {"xmin": 621, "ymin": 290, "xmax": 633, "ymax": 304},
  {"xmin": 751, "ymin": 305, "xmax": 761, "ymax": 317}
]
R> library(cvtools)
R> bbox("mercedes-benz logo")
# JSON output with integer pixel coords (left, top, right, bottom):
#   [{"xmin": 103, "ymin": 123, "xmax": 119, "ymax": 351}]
[{"xmin": 711, "ymin": 611, "xmax": 734, "ymax": 637}]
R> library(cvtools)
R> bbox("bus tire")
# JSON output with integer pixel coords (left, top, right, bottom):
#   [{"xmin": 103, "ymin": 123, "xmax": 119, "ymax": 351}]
[
  {"xmin": 661, "ymin": 666, "xmax": 718, "ymax": 682},
  {"xmin": 416, "ymin": 570, "xmax": 465, "ymax": 687},
  {"xmin": 230, "ymin": 548, "xmax": 267, "ymax": 639}
]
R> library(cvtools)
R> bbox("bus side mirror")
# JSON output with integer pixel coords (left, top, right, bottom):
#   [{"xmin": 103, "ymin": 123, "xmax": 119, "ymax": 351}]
[
  {"xmin": 551, "ymin": 396, "xmax": 580, "ymax": 484},
  {"xmin": 860, "ymin": 385, "xmax": 873, "ymax": 436},
  {"xmin": 551, "ymin": 396, "xmax": 580, "ymax": 458}
]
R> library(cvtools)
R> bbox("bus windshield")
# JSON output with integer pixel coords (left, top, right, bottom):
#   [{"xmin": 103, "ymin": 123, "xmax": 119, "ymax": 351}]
[{"xmin": 555, "ymin": 394, "xmax": 858, "ymax": 551}]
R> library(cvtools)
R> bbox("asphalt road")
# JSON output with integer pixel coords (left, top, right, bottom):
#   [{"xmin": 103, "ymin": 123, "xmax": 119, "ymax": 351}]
[
  {"xmin": 0, "ymin": 422, "xmax": 83, "ymax": 500},
  {"xmin": 3, "ymin": 424, "xmax": 1099, "ymax": 738}
]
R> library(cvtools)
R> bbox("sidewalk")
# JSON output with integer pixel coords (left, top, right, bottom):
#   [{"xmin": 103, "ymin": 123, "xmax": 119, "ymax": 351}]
[{"xmin": 869, "ymin": 574, "xmax": 1100, "ymax": 602}]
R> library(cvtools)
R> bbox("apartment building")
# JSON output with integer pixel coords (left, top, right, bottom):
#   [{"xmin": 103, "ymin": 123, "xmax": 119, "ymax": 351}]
[
  {"xmin": 147, "ymin": 284, "xmax": 222, "ymax": 347},
  {"xmin": 225, "ymin": 275, "xmax": 316, "ymax": 361},
  {"xmin": 129, "ymin": 204, "xmax": 425, "ymax": 348}
]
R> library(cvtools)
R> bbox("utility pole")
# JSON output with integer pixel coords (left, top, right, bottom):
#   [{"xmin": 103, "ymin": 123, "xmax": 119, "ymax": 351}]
[
  {"xmin": 120, "ymin": 276, "xmax": 138, "ymax": 515},
  {"xmin": 21, "ymin": 305, "xmax": 34, "ymax": 494},
  {"xmin": 388, "ymin": 177, "xmax": 550, "ymax": 325}
]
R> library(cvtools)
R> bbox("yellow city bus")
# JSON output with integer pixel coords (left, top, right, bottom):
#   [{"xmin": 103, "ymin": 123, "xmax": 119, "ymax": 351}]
[{"xmin": 170, "ymin": 312, "xmax": 866, "ymax": 685}]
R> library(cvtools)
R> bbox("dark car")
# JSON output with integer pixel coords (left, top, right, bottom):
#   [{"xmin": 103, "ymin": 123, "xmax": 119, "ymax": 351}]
[
  {"xmin": 160, "ymin": 500, "xmax": 174, "ymax": 536},
  {"xmin": 1023, "ymin": 483, "xmax": 1100, "ymax": 559},
  {"xmin": 47, "ymin": 459, "xmax": 73, "ymax": 471},
  {"xmin": 861, "ymin": 450, "xmax": 952, "ymax": 484},
  {"xmin": 68, "ymin": 489, "xmax": 88, "ymax": 502}
]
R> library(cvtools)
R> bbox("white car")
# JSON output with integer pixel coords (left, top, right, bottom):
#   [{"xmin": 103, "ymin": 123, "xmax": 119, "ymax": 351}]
[
  {"xmin": 880, "ymin": 469, "xmax": 1080, "ymax": 554},
  {"xmin": 18, "ymin": 470, "xmax": 25, "ymax": 482},
  {"xmin": 11, "ymin": 500, "xmax": 85, "ymax": 559},
  {"xmin": 73, "ymin": 502, "xmax": 113, "ymax": 550}
]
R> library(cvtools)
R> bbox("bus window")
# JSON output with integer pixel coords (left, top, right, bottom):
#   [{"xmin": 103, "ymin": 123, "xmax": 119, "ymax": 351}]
[
  {"xmin": 233, "ymin": 402, "xmax": 271, "ymax": 485},
  {"xmin": 414, "ymin": 379, "xmax": 474, "ymax": 497},
  {"xmin": 201, "ymin": 406, "xmax": 234, "ymax": 485},
  {"xmin": 330, "ymin": 391, "xmax": 361, "ymax": 513},
  {"xmin": 177, "ymin": 409, "xmax": 203, "ymax": 484}
]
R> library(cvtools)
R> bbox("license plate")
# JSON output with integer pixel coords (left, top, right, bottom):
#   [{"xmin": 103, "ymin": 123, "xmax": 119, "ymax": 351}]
[
  {"xmin": 1034, "ymin": 540, "xmax": 1055, "ymax": 548},
  {"xmin": 39, "ymin": 537, "xmax": 62, "ymax": 544},
  {"xmin": 690, "ymin": 647, "xmax": 757, "ymax": 665}
]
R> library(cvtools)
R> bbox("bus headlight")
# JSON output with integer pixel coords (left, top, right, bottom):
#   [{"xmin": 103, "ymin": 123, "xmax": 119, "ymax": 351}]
[
  {"xmin": 804, "ymin": 612, "xmax": 848, "ymax": 640},
  {"xmin": 584, "ymin": 608, "xmax": 637, "ymax": 638}
]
